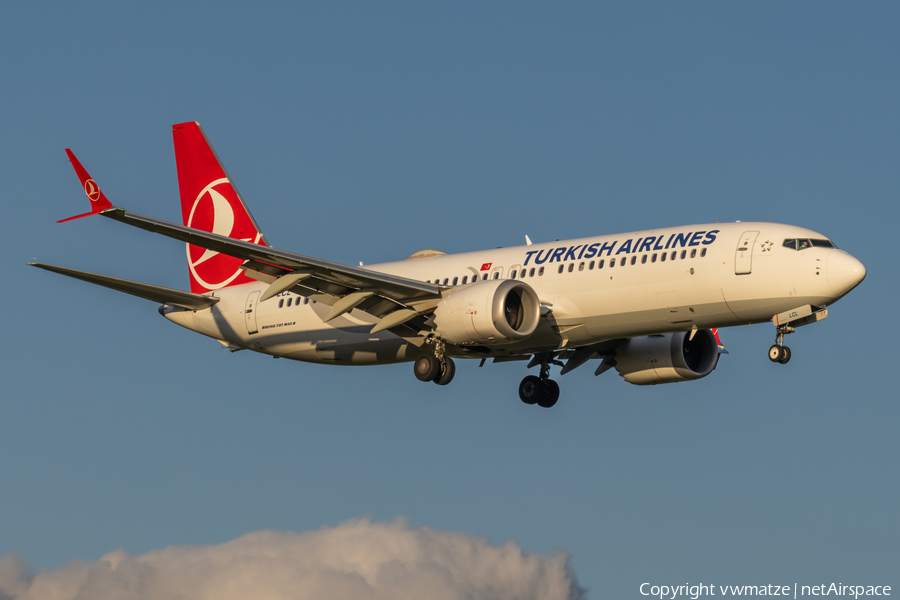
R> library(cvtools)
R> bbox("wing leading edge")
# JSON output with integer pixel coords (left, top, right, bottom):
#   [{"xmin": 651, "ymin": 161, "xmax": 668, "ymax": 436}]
[
  {"xmin": 102, "ymin": 209, "xmax": 440, "ymax": 298},
  {"xmin": 28, "ymin": 263, "xmax": 219, "ymax": 310},
  {"xmin": 56, "ymin": 147, "xmax": 443, "ymax": 338},
  {"xmin": 99, "ymin": 208, "xmax": 443, "ymax": 336}
]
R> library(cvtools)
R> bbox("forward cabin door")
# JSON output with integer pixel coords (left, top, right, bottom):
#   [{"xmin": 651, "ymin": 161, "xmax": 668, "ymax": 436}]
[
  {"xmin": 245, "ymin": 290, "xmax": 260, "ymax": 334},
  {"xmin": 734, "ymin": 231, "xmax": 759, "ymax": 275}
]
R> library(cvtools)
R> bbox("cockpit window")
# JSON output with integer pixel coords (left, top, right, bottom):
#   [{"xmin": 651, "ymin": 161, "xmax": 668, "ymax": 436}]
[{"xmin": 783, "ymin": 238, "xmax": 836, "ymax": 251}]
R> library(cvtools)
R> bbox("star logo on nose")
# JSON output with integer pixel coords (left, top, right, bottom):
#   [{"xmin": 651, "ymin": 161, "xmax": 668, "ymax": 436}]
[{"xmin": 761, "ymin": 240, "xmax": 773, "ymax": 252}]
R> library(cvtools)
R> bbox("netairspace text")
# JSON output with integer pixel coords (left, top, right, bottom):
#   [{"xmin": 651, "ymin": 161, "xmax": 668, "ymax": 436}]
[{"xmin": 640, "ymin": 583, "xmax": 891, "ymax": 600}]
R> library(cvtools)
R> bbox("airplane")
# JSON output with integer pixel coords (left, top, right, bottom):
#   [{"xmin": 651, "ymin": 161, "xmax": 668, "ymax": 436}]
[{"xmin": 30, "ymin": 122, "xmax": 867, "ymax": 408}]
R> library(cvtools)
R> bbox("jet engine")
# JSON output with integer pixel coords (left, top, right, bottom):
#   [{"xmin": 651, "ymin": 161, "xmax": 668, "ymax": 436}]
[
  {"xmin": 614, "ymin": 329, "xmax": 719, "ymax": 385},
  {"xmin": 433, "ymin": 279, "xmax": 541, "ymax": 345}
]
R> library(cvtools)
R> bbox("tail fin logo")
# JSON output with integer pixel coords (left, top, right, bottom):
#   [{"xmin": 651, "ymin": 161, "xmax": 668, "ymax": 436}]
[
  {"xmin": 84, "ymin": 179, "xmax": 101, "ymax": 202},
  {"xmin": 185, "ymin": 178, "xmax": 262, "ymax": 290}
]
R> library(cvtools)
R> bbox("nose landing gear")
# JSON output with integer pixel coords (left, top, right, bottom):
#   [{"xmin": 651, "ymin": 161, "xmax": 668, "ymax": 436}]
[
  {"xmin": 768, "ymin": 324, "xmax": 793, "ymax": 364},
  {"xmin": 518, "ymin": 356, "xmax": 560, "ymax": 408}
]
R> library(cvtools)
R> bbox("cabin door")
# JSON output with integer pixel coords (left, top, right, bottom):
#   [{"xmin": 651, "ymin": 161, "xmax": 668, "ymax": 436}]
[
  {"xmin": 734, "ymin": 231, "xmax": 759, "ymax": 275},
  {"xmin": 245, "ymin": 290, "xmax": 260, "ymax": 335}
]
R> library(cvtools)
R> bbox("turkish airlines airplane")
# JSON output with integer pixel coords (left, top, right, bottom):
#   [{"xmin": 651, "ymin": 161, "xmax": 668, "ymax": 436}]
[{"xmin": 31, "ymin": 122, "xmax": 867, "ymax": 408}]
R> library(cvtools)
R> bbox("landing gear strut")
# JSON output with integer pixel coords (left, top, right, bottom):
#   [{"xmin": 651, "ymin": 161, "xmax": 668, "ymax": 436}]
[
  {"xmin": 518, "ymin": 355, "xmax": 560, "ymax": 408},
  {"xmin": 768, "ymin": 324, "xmax": 793, "ymax": 364},
  {"xmin": 413, "ymin": 337, "xmax": 456, "ymax": 385}
]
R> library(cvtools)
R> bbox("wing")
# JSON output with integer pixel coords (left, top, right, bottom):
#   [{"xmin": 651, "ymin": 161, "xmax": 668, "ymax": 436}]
[
  {"xmin": 29, "ymin": 263, "xmax": 220, "ymax": 310},
  {"xmin": 100, "ymin": 208, "xmax": 444, "ymax": 337}
]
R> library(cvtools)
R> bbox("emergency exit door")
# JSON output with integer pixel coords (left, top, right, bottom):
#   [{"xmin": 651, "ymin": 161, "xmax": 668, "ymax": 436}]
[{"xmin": 734, "ymin": 230, "xmax": 759, "ymax": 275}]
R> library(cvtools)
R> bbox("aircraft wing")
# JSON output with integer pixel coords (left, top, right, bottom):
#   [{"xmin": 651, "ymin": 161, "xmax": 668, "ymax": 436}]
[
  {"xmin": 29, "ymin": 262, "xmax": 220, "ymax": 310},
  {"xmin": 100, "ymin": 208, "xmax": 443, "ymax": 334}
]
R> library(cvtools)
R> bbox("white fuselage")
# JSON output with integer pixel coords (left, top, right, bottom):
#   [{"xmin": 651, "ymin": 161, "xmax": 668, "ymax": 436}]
[{"xmin": 162, "ymin": 222, "xmax": 865, "ymax": 365}]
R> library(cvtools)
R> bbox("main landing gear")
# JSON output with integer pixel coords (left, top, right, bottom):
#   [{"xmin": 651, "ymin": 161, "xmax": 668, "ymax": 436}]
[
  {"xmin": 518, "ymin": 357, "xmax": 560, "ymax": 408},
  {"xmin": 768, "ymin": 324, "xmax": 793, "ymax": 364},
  {"xmin": 413, "ymin": 338, "xmax": 456, "ymax": 386}
]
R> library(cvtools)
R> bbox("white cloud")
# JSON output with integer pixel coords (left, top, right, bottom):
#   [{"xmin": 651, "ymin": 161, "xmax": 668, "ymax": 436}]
[{"xmin": 0, "ymin": 518, "xmax": 585, "ymax": 600}]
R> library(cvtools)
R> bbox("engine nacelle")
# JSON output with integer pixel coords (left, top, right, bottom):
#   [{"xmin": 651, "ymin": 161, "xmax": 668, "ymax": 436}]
[
  {"xmin": 614, "ymin": 330, "xmax": 719, "ymax": 385},
  {"xmin": 433, "ymin": 279, "xmax": 541, "ymax": 345}
]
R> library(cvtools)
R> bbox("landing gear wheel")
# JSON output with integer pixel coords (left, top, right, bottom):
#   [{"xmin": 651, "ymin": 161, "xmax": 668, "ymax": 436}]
[
  {"xmin": 768, "ymin": 344, "xmax": 785, "ymax": 363},
  {"xmin": 518, "ymin": 375, "xmax": 542, "ymax": 405},
  {"xmin": 414, "ymin": 354, "xmax": 441, "ymax": 382},
  {"xmin": 537, "ymin": 379, "xmax": 560, "ymax": 409},
  {"xmin": 770, "ymin": 324, "xmax": 796, "ymax": 365},
  {"xmin": 433, "ymin": 357, "xmax": 456, "ymax": 386},
  {"xmin": 778, "ymin": 346, "xmax": 792, "ymax": 364}
]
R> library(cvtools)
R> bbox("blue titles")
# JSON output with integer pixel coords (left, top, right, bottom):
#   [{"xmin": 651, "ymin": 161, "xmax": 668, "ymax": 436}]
[{"xmin": 520, "ymin": 229, "xmax": 719, "ymax": 265}]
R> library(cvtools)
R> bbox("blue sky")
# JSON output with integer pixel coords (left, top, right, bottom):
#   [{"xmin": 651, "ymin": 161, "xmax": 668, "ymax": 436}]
[{"xmin": 1, "ymin": 2, "xmax": 897, "ymax": 597}]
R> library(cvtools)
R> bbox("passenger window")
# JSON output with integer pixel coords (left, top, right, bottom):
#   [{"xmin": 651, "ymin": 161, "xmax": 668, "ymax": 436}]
[
  {"xmin": 661, "ymin": 252, "xmax": 667, "ymax": 262},
  {"xmin": 520, "ymin": 270, "xmax": 526, "ymax": 279},
  {"xmin": 287, "ymin": 297, "xmax": 292, "ymax": 307},
  {"xmin": 493, "ymin": 272, "xmax": 499, "ymax": 279},
  {"xmin": 568, "ymin": 263, "xmax": 574, "ymax": 273},
  {"xmin": 589, "ymin": 260, "xmax": 594, "ymax": 270},
  {"xmin": 652, "ymin": 253, "xmax": 657, "ymax": 263},
  {"xmin": 641, "ymin": 255, "xmax": 647, "ymax": 264},
  {"xmin": 599, "ymin": 259, "xmax": 604, "ymax": 269},
  {"xmin": 304, "ymin": 298, "xmax": 309, "ymax": 305},
  {"xmin": 690, "ymin": 249, "xmax": 697, "ymax": 258},
  {"xmin": 630, "ymin": 256, "xmax": 636, "ymax": 265},
  {"xmin": 452, "ymin": 277, "xmax": 458, "ymax": 285},
  {"xmin": 529, "ymin": 268, "xmax": 535, "ymax": 277},
  {"xmin": 538, "ymin": 267, "xmax": 544, "ymax": 276},
  {"xmin": 700, "ymin": 248, "xmax": 707, "ymax": 257},
  {"xmin": 671, "ymin": 251, "xmax": 677, "ymax": 260},
  {"xmin": 558, "ymin": 265, "xmax": 564, "ymax": 274},
  {"xmin": 578, "ymin": 262, "xmax": 584, "ymax": 271},
  {"xmin": 482, "ymin": 273, "xmax": 488, "ymax": 280},
  {"xmin": 462, "ymin": 276, "xmax": 468, "ymax": 284},
  {"xmin": 278, "ymin": 299, "xmax": 284, "ymax": 308},
  {"xmin": 620, "ymin": 257, "xmax": 626, "ymax": 266},
  {"xmin": 510, "ymin": 270, "xmax": 517, "ymax": 279},
  {"xmin": 680, "ymin": 250, "xmax": 686, "ymax": 259}
]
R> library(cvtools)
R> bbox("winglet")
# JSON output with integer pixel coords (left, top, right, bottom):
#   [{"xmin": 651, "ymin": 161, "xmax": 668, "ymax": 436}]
[
  {"xmin": 58, "ymin": 149, "xmax": 115, "ymax": 222},
  {"xmin": 712, "ymin": 327, "xmax": 729, "ymax": 354}
]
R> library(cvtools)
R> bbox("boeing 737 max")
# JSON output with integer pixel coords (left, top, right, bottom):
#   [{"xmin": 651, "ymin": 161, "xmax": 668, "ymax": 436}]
[{"xmin": 31, "ymin": 122, "xmax": 867, "ymax": 408}]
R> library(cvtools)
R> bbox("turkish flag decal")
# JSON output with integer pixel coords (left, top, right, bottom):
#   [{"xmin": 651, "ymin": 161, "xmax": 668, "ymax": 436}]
[{"xmin": 480, "ymin": 262, "xmax": 492, "ymax": 271}]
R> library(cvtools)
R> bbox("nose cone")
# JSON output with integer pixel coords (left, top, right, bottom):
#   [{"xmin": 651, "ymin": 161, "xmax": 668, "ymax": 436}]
[{"xmin": 827, "ymin": 251, "xmax": 866, "ymax": 297}]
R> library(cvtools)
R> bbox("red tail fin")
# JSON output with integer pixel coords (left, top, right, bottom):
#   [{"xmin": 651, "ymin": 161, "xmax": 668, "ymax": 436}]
[
  {"xmin": 58, "ymin": 149, "xmax": 114, "ymax": 222},
  {"xmin": 172, "ymin": 122, "xmax": 268, "ymax": 293}
]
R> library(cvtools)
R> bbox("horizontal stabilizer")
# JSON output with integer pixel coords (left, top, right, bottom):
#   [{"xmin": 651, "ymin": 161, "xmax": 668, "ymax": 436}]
[{"xmin": 29, "ymin": 263, "xmax": 219, "ymax": 310}]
